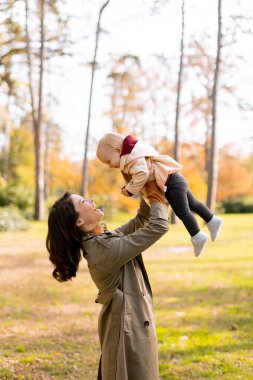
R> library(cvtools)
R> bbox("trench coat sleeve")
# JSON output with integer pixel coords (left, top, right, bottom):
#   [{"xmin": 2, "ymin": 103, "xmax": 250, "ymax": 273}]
[
  {"xmin": 101, "ymin": 202, "xmax": 169, "ymax": 273},
  {"xmin": 114, "ymin": 198, "xmax": 151, "ymax": 236},
  {"xmin": 124, "ymin": 157, "xmax": 150, "ymax": 195}
]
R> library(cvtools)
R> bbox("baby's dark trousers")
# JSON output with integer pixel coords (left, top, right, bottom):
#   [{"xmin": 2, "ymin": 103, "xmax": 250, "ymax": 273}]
[{"xmin": 164, "ymin": 173, "xmax": 213, "ymax": 237}]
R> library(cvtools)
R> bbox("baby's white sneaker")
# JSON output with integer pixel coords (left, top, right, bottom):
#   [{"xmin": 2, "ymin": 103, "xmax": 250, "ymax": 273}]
[
  {"xmin": 191, "ymin": 231, "xmax": 209, "ymax": 257},
  {"xmin": 207, "ymin": 216, "xmax": 223, "ymax": 241}
]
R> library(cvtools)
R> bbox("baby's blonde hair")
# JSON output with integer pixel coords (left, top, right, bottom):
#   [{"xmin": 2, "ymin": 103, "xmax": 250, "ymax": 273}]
[{"xmin": 96, "ymin": 132, "xmax": 125, "ymax": 162}]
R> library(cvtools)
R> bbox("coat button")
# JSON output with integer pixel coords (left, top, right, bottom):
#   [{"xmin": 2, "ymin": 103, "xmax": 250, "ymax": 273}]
[{"xmin": 144, "ymin": 321, "xmax": 149, "ymax": 327}]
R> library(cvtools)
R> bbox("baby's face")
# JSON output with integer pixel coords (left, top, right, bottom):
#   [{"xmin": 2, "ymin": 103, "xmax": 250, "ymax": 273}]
[{"xmin": 103, "ymin": 148, "xmax": 121, "ymax": 168}]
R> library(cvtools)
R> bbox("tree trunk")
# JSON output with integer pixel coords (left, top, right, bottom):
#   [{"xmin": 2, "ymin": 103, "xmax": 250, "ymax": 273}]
[
  {"xmin": 171, "ymin": 0, "xmax": 185, "ymax": 224},
  {"xmin": 1, "ymin": 4, "xmax": 15, "ymax": 182},
  {"xmin": 35, "ymin": 0, "xmax": 45, "ymax": 220},
  {"xmin": 81, "ymin": 0, "xmax": 110, "ymax": 196},
  {"xmin": 25, "ymin": 0, "xmax": 37, "ymax": 125},
  {"xmin": 2, "ymin": 103, "xmax": 11, "ymax": 182},
  {"xmin": 25, "ymin": 0, "xmax": 45, "ymax": 220},
  {"xmin": 206, "ymin": 0, "xmax": 222, "ymax": 212},
  {"xmin": 44, "ymin": 120, "xmax": 50, "ymax": 199},
  {"xmin": 174, "ymin": 0, "xmax": 185, "ymax": 163}
]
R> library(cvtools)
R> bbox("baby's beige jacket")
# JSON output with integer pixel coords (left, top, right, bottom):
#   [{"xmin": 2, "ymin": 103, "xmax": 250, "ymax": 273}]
[{"xmin": 120, "ymin": 139, "xmax": 182, "ymax": 195}]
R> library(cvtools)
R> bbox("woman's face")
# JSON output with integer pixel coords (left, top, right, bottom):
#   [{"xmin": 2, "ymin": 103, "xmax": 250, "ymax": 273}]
[{"xmin": 70, "ymin": 194, "xmax": 104, "ymax": 232}]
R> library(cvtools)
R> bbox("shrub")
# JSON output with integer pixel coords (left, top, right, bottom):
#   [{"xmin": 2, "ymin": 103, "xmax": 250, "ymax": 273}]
[
  {"xmin": 0, "ymin": 185, "xmax": 34, "ymax": 219},
  {"xmin": 222, "ymin": 199, "xmax": 253, "ymax": 213},
  {"xmin": 0, "ymin": 207, "xmax": 30, "ymax": 232}
]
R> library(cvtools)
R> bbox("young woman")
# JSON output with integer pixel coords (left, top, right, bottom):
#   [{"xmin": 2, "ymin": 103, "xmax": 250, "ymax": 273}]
[{"xmin": 46, "ymin": 181, "xmax": 169, "ymax": 380}]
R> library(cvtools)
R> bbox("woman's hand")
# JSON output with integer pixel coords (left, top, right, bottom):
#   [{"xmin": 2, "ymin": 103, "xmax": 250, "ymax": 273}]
[
  {"xmin": 144, "ymin": 181, "xmax": 167, "ymax": 205},
  {"xmin": 121, "ymin": 186, "xmax": 133, "ymax": 197}
]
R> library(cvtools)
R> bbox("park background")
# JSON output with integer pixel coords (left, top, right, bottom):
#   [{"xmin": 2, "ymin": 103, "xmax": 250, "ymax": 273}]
[{"xmin": 0, "ymin": 0, "xmax": 253, "ymax": 379}]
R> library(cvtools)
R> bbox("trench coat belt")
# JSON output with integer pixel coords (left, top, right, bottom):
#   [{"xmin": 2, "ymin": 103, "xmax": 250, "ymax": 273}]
[{"xmin": 96, "ymin": 288, "xmax": 124, "ymax": 380}]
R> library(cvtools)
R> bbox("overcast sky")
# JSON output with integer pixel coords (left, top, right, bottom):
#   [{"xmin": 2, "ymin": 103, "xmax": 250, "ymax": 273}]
[{"xmin": 50, "ymin": 0, "xmax": 253, "ymax": 160}]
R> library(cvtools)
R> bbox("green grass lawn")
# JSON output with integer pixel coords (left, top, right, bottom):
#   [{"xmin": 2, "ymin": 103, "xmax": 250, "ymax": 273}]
[{"xmin": 0, "ymin": 214, "xmax": 252, "ymax": 379}]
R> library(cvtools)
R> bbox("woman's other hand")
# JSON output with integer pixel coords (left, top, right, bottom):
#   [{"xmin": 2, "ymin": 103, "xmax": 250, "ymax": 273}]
[
  {"xmin": 121, "ymin": 186, "xmax": 133, "ymax": 197},
  {"xmin": 144, "ymin": 181, "xmax": 167, "ymax": 205}
]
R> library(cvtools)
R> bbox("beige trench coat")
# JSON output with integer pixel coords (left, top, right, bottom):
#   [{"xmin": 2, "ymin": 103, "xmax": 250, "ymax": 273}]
[
  {"xmin": 120, "ymin": 139, "xmax": 182, "ymax": 196},
  {"xmin": 82, "ymin": 200, "xmax": 169, "ymax": 380}
]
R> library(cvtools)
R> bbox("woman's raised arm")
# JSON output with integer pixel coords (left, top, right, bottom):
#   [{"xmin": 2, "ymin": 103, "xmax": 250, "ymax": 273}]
[{"xmin": 100, "ymin": 201, "xmax": 169, "ymax": 273}]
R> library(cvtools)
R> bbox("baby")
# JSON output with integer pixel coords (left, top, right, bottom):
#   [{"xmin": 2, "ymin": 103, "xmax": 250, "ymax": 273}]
[{"xmin": 96, "ymin": 132, "xmax": 223, "ymax": 257}]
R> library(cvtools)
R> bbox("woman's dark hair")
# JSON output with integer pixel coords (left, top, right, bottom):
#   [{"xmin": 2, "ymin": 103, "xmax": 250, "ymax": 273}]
[{"xmin": 46, "ymin": 192, "xmax": 84, "ymax": 282}]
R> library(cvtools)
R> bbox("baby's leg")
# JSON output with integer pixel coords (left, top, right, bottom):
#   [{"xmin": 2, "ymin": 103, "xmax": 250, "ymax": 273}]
[
  {"xmin": 165, "ymin": 175, "xmax": 200, "ymax": 237},
  {"xmin": 165, "ymin": 173, "xmax": 208, "ymax": 257},
  {"xmin": 187, "ymin": 190, "xmax": 213, "ymax": 223},
  {"xmin": 187, "ymin": 188, "xmax": 222, "ymax": 241}
]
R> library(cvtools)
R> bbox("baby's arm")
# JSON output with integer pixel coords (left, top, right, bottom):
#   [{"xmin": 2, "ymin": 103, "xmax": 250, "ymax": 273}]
[{"xmin": 122, "ymin": 157, "xmax": 149, "ymax": 196}]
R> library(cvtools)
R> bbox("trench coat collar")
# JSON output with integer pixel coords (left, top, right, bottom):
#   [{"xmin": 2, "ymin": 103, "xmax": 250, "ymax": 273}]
[{"xmin": 82, "ymin": 229, "xmax": 123, "ymax": 243}]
